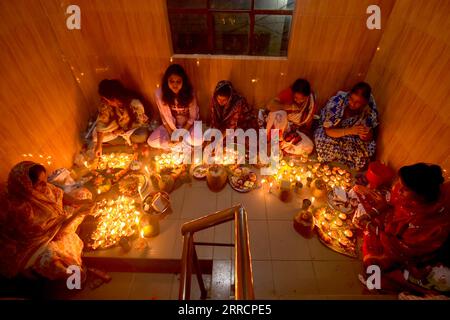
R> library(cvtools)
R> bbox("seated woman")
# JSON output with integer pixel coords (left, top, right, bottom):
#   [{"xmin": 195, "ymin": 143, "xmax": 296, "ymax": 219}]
[
  {"xmin": 93, "ymin": 79, "xmax": 149, "ymax": 157},
  {"xmin": 148, "ymin": 64, "xmax": 201, "ymax": 150},
  {"xmin": 263, "ymin": 78, "xmax": 316, "ymax": 155},
  {"xmin": 210, "ymin": 80, "xmax": 257, "ymax": 132},
  {"xmin": 362, "ymin": 163, "xmax": 450, "ymax": 271},
  {"xmin": 0, "ymin": 162, "xmax": 94, "ymax": 280},
  {"xmin": 314, "ymin": 82, "xmax": 378, "ymax": 170}
]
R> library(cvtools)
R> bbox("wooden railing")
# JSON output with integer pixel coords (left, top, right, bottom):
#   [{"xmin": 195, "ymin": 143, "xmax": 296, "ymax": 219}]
[{"xmin": 179, "ymin": 205, "xmax": 254, "ymax": 300}]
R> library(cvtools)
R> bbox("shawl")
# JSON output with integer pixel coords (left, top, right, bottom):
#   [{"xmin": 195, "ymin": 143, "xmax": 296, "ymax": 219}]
[{"xmin": 0, "ymin": 162, "xmax": 67, "ymax": 278}]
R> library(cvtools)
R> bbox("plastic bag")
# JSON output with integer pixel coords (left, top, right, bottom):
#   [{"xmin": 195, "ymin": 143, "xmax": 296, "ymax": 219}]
[{"xmin": 280, "ymin": 131, "xmax": 314, "ymax": 155}]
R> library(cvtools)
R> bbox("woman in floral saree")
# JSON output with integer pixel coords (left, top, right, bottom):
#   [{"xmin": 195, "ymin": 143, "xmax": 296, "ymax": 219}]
[
  {"xmin": 314, "ymin": 82, "xmax": 378, "ymax": 170},
  {"xmin": 0, "ymin": 162, "xmax": 94, "ymax": 280}
]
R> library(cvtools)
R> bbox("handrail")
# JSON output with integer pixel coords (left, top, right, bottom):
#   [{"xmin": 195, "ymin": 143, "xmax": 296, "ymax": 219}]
[
  {"xmin": 234, "ymin": 206, "xmax": 254, "ymax": 300},
  {"xmin": 179, "ymin": 204, "xmax": 254, "ymax": 300},
  {"xmin": 181, "ymin": 205, "xmax": 238, "ymax": 235}
]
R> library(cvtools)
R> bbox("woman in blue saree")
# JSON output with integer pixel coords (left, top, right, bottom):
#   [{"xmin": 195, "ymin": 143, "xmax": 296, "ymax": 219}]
[{"xmin": 314, "ymin": 82, "xmax": 379, "ymax": 170}]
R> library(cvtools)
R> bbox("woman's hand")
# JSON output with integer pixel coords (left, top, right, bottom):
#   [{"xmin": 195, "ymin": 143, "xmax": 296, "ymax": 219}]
[
  {"xmin": 344, "ymin": 125, "xmax": 366, "ymax": 136},
  {"xmin": 359, "ymin": 128, "xmax": 373, "ymax": 141},
  {"xmin": 112, "ymin": 128, "xmax": 125, "ymax": 135},
  {"xmin": 94, "ymin": 144, "xmax": 102, "ymax": 158}
]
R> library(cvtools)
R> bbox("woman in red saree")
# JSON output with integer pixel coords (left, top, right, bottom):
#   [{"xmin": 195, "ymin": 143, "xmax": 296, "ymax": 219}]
[
  {"xmin": 0, "ymin": 162, "xmax": 93, "ymax": 280},
  {"xmin": 363, "ymin": 163, "xmax": 450, "ymax": 271}
]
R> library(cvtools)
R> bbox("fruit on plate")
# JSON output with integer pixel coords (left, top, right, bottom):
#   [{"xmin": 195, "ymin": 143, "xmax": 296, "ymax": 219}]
[
  {"xmin": 193, "ymin": 164, "xmax": 209, "ymax": 179},
  {"xmin": 229, "ymin": 166, "xmax": 257, "ymax": 192},
  {"xmin": 118, "ymin": 174, "xmax": 145, "ymax": 197},
  {"xmin": 97, "ymin": 178, "xmax": 112, "ymax": 194}
]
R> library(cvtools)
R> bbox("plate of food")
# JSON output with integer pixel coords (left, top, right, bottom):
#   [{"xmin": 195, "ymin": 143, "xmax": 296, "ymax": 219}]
[
  {"xmin": 192, "ymin": 164, "xmax": 209, "ymax": 179},
  {"xmin": 228, "ymin": 166, "xmax": 258, "ymax": 193},
  {"xmin": 327, "ymin": 187, "xmax": 359, "ymax": 214},
  {"xmin": 118, "ymin": 174, "xmax": 147, "ymax": 198},
  {"xmin": 313, "ymin": 206, "xmax": 357, "ymax": 258}
]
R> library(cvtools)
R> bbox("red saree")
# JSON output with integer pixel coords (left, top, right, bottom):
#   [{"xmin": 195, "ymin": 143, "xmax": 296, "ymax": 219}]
[{"xmin": 363, "ymin": 182, "xmax": 450, "ymax": 270}]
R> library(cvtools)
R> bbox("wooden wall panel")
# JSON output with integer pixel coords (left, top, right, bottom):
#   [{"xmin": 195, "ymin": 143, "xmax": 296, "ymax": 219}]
[
  {"xmin": 40, "ymin": 0, "xmax": 173, "ymax": 118},
  {"xmin": 0, "ymin": 0, "xmax": 89, "ymax": 181},
  {"xmin": 41, "ymin": 0, "xmax": 394, "ymax": 119},
  {"xmin": 0, "ymin": 0, "xmax": 397, "ymax": 181},
  {"xmin": 366, "ymin": 0, "xmax": 450, "ymax": 172}
]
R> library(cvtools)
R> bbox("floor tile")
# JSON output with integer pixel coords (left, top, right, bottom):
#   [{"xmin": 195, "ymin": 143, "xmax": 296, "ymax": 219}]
[
  {"xmin": 251, "ymin": 260, "xmax": 276, "ymax": 299},
  {"xmin": 167, "ymin": 184, "xmax": 186, "ymax": 220},
  {"xmin": 146, "ymin": 218, "xmax": 181, "ymax": 259},
  {"xmin": 313, "ymin": 261, "xmax": 365, "ymax": 295},
  {"xmin": 173, "ymin": 220, "xmax": 215, "ymax": 259},
  {"xmin": 265, "ymin": 193, "xmax": 299, "ymax": 220},
  {"xmin": 232, "ymin": 191, "xmax": 267, "ymax": 220},
  {"xmin": 268, "ymin": 220, "xmax": 311, "ymax": 260},
  {"xmin": 306, "ymin": 236, "xmax": 355, "ymax": 261},
  {"xmin": 272, "ymin": 261, "xmax": 319, "ymax": 298},
  {"xmin": 170, "ymin": 274, "xmax": 212, "ymax": 300},
  {"xmin": 248, "ymin": 221, "xmax": 271, "ymax": 260},
  {"xmin": 128, "ymin": 273, "xmax": 175, "ymax": 300},
  {"xmin": 181, "ymin": 188, "xmax": 217, "ymax": 219},
  {"xmin": 216, "ymin": 185, "xmax": 233, "ymax": 211}
]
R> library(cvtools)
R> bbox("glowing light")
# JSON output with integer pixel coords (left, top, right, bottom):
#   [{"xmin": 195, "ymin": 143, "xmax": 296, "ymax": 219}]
[
  {"xmin": 90, "ymin": 196, "xmax": 141, "ymax": 250},
  {"xmin": 97, "ymin": 153, "xmax": 134, "ymax": 170}
]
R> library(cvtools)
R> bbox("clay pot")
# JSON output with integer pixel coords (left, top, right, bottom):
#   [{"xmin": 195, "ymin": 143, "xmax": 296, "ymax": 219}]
[
  {"xmin": 206, "ymin": 165, "xmax": 228, "ymax": 192},
  {"xmin": 158, "ymin": 174, "xmax": 175, "ymax": 193},
  {"xmin": 311, "ymin": 179, "xmax": 327, "ymax": 198},
  {"xmin": 293, "ymin": 211, "xmax": 315, "ymax": 238}
]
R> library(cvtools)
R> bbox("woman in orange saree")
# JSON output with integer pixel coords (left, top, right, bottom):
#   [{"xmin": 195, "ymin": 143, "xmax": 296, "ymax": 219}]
[
  {"xmin": 0, "ymin": 161, "xmax": 93, "ymax": 280},
  {"xmin": 363, "ymin": 163, "xmax": 450, "ymax": 271}
]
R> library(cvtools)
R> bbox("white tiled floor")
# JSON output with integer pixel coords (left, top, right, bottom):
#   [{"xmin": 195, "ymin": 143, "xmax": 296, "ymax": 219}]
[{"xmin": 80, "ymin": 174, "xmax": 393, "ymax": 300}]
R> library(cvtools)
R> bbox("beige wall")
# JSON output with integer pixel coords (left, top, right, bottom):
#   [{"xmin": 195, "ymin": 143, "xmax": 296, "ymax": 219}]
[{"xmin": 366, "ymin": 0, "xmax": 450, "ymax": 172}]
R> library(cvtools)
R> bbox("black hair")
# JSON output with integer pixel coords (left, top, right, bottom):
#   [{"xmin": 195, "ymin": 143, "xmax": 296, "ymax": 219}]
[
  {"xmin": 291, "ymin": 79, "xmax": 311, "ymax": 96},
  {"xmin": 161, "ymin": 64, "xmax": 194, "ymax": 107},
  {"xmin": 28, "ymin": 164, "xmax": 46, "ymax": 185},
  {"xmin": 399, "ymin": 163, "xmax": 444, "ymax": 203},
  {"xmin": 98, "ymin": 79, "xmax": 130, "ymax": 102},
  {"xmin": 350, "ymin": 82, "xmax": 372, "ymax": 101},
  {"xmin": 216, "ymin": 85, "xmax": 232, "ymax": 98}
]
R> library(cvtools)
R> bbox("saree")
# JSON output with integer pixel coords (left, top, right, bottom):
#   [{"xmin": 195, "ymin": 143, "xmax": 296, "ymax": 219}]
[
  {"xmin": 0, "ymin": 161, "xmax": 84, "ymax": 279},
  {"xmin": 210, "ymin": 81, "xmax": 257, "ymax": 132},
  {"xmin": 362, "ymin": 182, "xmax": 450, "ymax": 270},
  {"xmin": 276, "ymin": 87, "xmax": 316, "ymax": 132},
  {"xmin": 93, "ymin": 98, "xmax": 149, "ymax": 145},
  {"xmin": 314, "ymin": 91, "xmax": 379, "ymax": 170}
]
